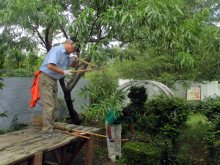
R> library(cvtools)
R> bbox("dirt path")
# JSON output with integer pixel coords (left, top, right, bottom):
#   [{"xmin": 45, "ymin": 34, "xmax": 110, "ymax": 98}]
[
  {"xmin": 44, "ymin": 151, "xmax": 121, "ymax": 165},
  {"xmin": 67, "ymin": 154, "xmax": 121, "ymax": 165}
]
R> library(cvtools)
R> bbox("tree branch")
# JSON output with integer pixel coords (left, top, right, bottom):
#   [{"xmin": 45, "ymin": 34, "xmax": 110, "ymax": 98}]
[
  {"xmin": 89, "ymin": 37, "xmax": 105, "ymax": 42},
  {"xmin": 89, "ymin": 16, "xmax": 100, "ymax": 39},
  {"xmin": 29, "ymin": 24, "xmax": 46, "ymax": 47},
  {"xmin": 98, "ymin": 25, "xmax": 102, "ymax": 39},
  {"xmin": 59, "ymin": 24, "xmax": 68, "ymax": 39},
  {"xmin": 59, "ymin": 77, "xmax": 67, "ymax": 92},
  {"xmin": 45, "ymin": 22, "xmax": 52, "ymax": 44},
  {"xmin": 114, "ymin": 37, "xmax": 132, "ymax": 43}
]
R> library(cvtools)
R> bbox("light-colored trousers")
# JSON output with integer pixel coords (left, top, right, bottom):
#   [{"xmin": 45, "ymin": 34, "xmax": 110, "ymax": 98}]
[
  {"xmin": 105, "ymin": 121, "xmax": 122, "ymax": 159},
  {"xmin": 39, "ymin": 72, "xmax": 59, "ymax": 133}
]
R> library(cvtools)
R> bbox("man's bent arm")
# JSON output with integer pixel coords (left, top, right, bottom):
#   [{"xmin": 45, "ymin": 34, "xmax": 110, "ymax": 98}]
[
  {"xmin": 130, "ymin": 121, "xmax": 134, "ymax": 134},
  {"xmin": 107, "ymin": 124, "xmax": 112, "ymax": 137},
  {"xmin": 47, "ymin": 64, "xmax": 65, "ymax": 75}
]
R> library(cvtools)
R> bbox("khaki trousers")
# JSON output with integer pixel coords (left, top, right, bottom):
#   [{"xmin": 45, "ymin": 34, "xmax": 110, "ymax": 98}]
[
  {"xmin": 39, "ymin": 72, "xmax": 59, "ymax": 133},
  {"xmin": 105, "ymin": 121, "xmax": 122, "ymax": 160}
]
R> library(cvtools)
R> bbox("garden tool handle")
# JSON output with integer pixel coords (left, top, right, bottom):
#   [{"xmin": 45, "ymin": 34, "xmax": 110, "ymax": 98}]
[
  {"xmin": 70, "ymin": 69, "xmax": 93, "ymax": 73},
  {"xmin": 77, "ymin": 58, "xmax": 95, "ymax": 67},
  {"xmin": 73, "ymin": 129, "xmax": 130, "ymax": 141},
  {"xmin": 114, "ymin": 139, "xmax": 130, "ymax": 141},
  {"xmin": 72, "ymin": 129, "xmax": 108, "ymax": 138},
  {"xmin": 77, "ymin": 131, "xmax": 129, "ymax": 141}
]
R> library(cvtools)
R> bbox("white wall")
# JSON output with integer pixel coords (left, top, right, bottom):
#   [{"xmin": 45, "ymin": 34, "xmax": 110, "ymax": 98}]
[
  {"xmin": 119, "ymin": 79, "xmax": 219, "ymax": 101},
  {"xmin": 171, "ymin": 81, "xmax": 219, "ymax": 100}
]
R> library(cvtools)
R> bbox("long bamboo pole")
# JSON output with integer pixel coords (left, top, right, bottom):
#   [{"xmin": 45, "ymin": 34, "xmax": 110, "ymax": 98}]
[
  {"xmin": 37, "ymin": 125, "xmax": 90, "ymax": 139},
  {"xmin": 33, "ymin": 115, "xmax": 128, "ymax": 141},
  {"xmin": 56, "ymin": 129, "xmax": 90, "ymax": 139}
]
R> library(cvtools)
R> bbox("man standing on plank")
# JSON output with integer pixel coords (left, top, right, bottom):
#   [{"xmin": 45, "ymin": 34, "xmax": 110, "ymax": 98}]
[
  {"xmin": 105, "ymin": 106, "xmax": 135, "ymax": 162},
  {"xmin": 39, "ymin": 37, "xmax": 79, "ymax": 139}
]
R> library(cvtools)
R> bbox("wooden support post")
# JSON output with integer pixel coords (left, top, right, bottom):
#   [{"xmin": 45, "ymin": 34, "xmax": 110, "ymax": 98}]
[
  {"xmin": 85, "ymin": 135, "xmax": 94, "ymax": 165},
  {"xmin": 31, "ymin": 152, "xmax": 43, "ymax": 165},
  {"xmin": 53, "ymin": 149, "xmax": 61, "ymax": 163},
  {"xmin": 62, "ymin": 145, "xmax": 67, "ymax": 165},
  {"xmin": 65, "ymin": 139, "xmax": 87, "ymax": 165}
]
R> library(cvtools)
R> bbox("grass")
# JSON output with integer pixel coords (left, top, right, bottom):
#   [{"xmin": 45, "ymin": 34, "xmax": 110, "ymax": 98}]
[
  {"xmin": 185, "ymin": 113, "xmax": 210, "ymax": 126},
  {"xmin": 183, "ymin": 113, "xmax": 212, "ymax": 139},
  {"xmin": 178, "ymin": 113, "xmax": 213, "ymax": 164}
]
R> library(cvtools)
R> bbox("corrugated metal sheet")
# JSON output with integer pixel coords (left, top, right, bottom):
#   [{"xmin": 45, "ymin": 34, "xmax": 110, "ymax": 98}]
[{"xmin": 0, "ymin": 77, "xmax": 90, "ymax": 130}]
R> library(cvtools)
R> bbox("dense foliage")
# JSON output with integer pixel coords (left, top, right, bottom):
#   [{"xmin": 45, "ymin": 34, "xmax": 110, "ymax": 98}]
[
  {"xmin": 122, "ymin": 141, "xmax": 162, "ymax": 165},
  {"xmin": 127, "ymin": 86, "xmax": 148, "ymax": 128},
  {"xmin": 78, "ymin": 68, "xmax": 125, "ymax": 118},
  {"xmin": 195, "ymin": 95, "xmax": 220, "ymax": 164},
  {"xmin": 107, "ymin": 0, "xmax": 220, "ymax": 89},
  {"xmin": 119, "ymin": 93, "xmax": 220, "ymax": 164},
  {"xmin": 1, "ymin": 0, "xmax": 219, "ymax": 123}
]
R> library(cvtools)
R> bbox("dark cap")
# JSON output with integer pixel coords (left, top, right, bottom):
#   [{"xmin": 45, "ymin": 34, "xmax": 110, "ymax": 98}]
[
  {"xmin": 70, "ymin": 37, "xmax": 78, "ymax": 43},
  {"xmin": 122, "ymin": 107, "xmax": 132, "ymax": 119},
  {"xmin": 70, "ymin": 37, "xmax": 80, "ymax": 53}
]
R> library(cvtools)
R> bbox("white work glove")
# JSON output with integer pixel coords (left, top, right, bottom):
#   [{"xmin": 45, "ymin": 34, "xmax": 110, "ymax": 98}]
[
  {"xmin": 63, "ymin": 70, "xmax": 73, "ymax": 76},
  {"xmin": 71, "ymin": 55, "xmax": 78, "ymax": 62}
]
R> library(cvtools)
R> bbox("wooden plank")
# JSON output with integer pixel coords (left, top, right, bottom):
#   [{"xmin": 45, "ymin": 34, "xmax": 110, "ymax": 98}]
[
  {"xmin": 0, "ymin": 124, "xmax": 100, "ymax": 165},
  {"xmin": 62, "ymin": 145, "xmax": 67, "ymax": 165},
  {"xmin": 65, "ymin": 139, "xmax": 87, "ymax": 165},
  {"xmin": 0, "ymin": 127, "xmax": 42, "ymax": 148},
  {"xmin": 31, "ymin": 152, "xmax": 43, "ymax": 165},
  {"xmin": 85, "ymin": 135, "xmax": 94, "ymax": 165}
]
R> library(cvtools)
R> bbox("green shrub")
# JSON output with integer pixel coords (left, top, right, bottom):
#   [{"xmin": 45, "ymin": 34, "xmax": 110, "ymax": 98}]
[
  {"xmin": 0, "ymin": 111, "xmax": 7, "ymax": 118},
  {"xmin": 127, "ymin": 85, "xmax": 148, "ymax": 129},
  {"xmin": 0, "ymin": 115, "xmax": 26, "ymax": 135},
  {"xmin": 1, "ymin": 69, "xmax": 34, "ymax": 77},
  {"xmin": 77, "ymin": 69, "xmax": 126, "ymax": 118},
  {"xmin": 196, "ymin": 95, "xmax": 220, "ymax": 164},
  {"xmin": 197, "ymin": 95, "xmax": 220, "ymax": 127},
  {"xmin": 144, "ymin": 95, "xmax": 190, "ymax": 163},
  {"xmin": 145, "ymin": 95, "xmax": 189, "ymax": 138},
  {"xmin": 122, "ymin": 141, "xmax": 162, "ymax": 165}
]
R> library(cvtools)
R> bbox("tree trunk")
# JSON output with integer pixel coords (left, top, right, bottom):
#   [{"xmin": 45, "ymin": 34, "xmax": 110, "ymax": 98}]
[
  {"xmin": 59, "ymin": 77, "xmax": 82, "ymax": 125},
  {"xmin": 43, "ymin": 20, "xmax": 83, "ymax": 125}
]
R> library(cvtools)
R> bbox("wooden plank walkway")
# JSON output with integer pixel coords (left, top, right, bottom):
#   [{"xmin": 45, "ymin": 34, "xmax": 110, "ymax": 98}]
[{"xmin": 0, "ymin": 123, "xmax": 100, "ymax": 165}]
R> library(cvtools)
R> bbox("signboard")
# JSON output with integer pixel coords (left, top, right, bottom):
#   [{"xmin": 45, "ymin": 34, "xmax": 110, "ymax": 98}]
[{"xmin": 187, "ymin": 86, "xmax": 201, "ymax": 101}]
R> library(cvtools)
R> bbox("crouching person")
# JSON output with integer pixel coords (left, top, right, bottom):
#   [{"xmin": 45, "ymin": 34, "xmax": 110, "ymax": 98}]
[{"xmin": 105, "ymin": 107, "xmax": 135, "ymax": 162}]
